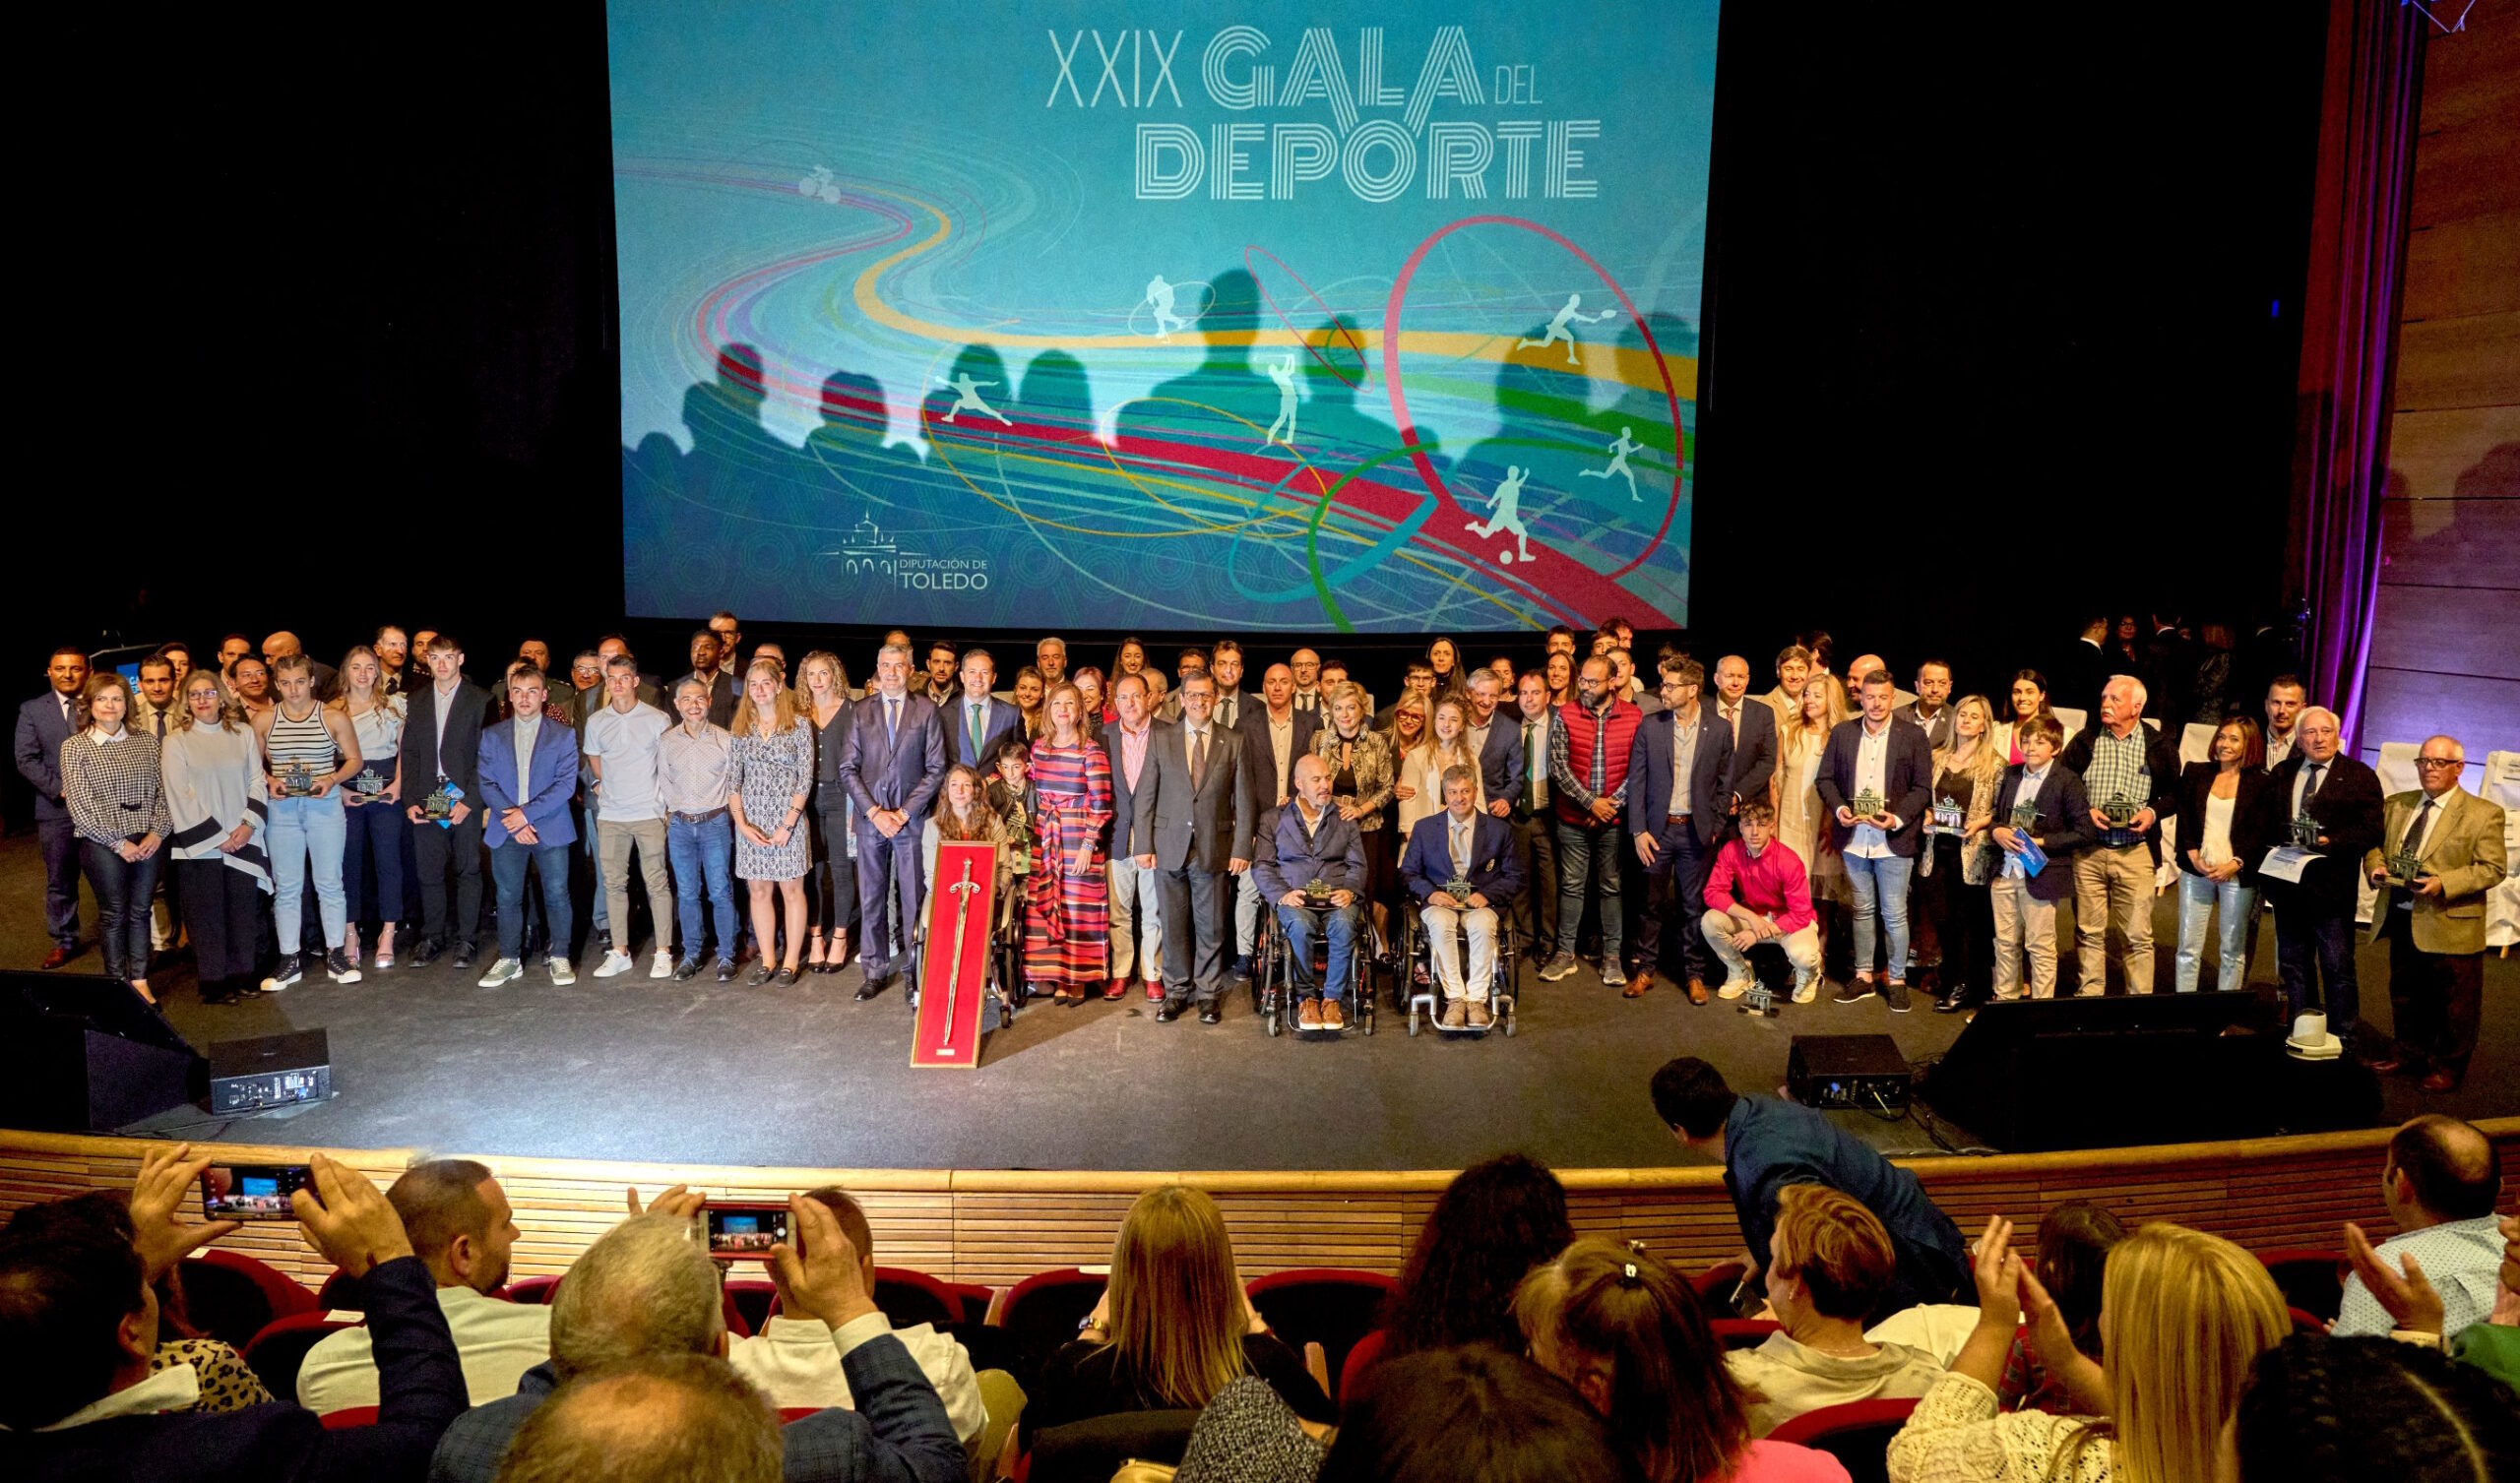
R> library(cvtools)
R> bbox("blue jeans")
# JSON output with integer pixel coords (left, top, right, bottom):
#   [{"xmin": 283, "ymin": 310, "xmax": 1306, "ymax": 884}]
[
  {"xmin": 2174, "ymin": 871, "xmax": 2256, "ymax": 993},
  {"xmin": 491, "ymin": 839, "xmax": 574, "ymax": 962},
  {"xmin": 1843, "ymin": 851, "xmax": 1914, "ymax": 978},
  {"xmin": 1552, "ymin": 818, "xmax": 1624, "ymax": 963},
  {"xmin": 269, "ymin": 794, "xmax": 347, "ymax": 954},
  {"xmin": 1279, "ymin": 901, "xmax": 1360, "ymax": 1004},
  {"xmin": 668, "ymin": 812, "xmax": 739, "ymax": 965}
]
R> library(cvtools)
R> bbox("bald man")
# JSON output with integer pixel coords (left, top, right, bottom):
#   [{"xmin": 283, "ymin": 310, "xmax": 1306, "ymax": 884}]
[
  {"xmin": 2334, "ymin": 1115, "xmax": 2505, "ymax": 1339},
  {"xmin": 262, "ymin": 631, "xmax": 338, "ymax": 700},
  {"xmin": 2362, "ymin": 735, "xmax": 2507, "ymax": 1092}
]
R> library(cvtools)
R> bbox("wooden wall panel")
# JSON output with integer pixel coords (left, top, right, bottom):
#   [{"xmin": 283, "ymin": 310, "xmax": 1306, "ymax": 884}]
[
  {"xmin": 7, "ymin": 1127, "xmax": 2517, "ymax": 1296},
  {"xmin": 2368, "ymin": 583, "xmax": 2520, "ymax": 674},
  {"xmin": 2402, "ymin": 211, "xmax": 2520, "ymax": 321},
  {"xmin": 2392, "ymin": 312, "xmax": 2520, "ymax": 412},
  {"xmin": 2382, "ymin": 406, "xmax": 2520, "ymax": 499},
  {"xmin": 2378, "ymin": 495, "xmax": 2520, "ymax": 579}
]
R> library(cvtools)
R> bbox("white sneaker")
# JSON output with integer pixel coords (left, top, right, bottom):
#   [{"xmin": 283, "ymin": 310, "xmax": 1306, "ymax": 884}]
[
  {"xmin": 1791, "ymin": 977, "xmax": 1818, "ymax": 1004},
  {"xmin": 594, "ymin": 951, "xmax": 636, "ymax": 978},
  {"xmin": 549, "ymin": 958, "xmax": 577, "ymax": 986},
  {"xmin": 650, "ymin": 950, "xmax": 674, "ymax": 979},
  {"xmin": 1716, "ymin": 976, "xmax": 1751, "ymax": 1001},
  {"xmin": 478, "ymin": 958, "xmax": 524, "ymax": 988}
]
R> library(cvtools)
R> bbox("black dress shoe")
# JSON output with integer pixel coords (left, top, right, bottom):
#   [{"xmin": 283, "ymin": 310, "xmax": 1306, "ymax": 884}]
[
  {"xmin": 408, "ymin": 938, "xmax": 442, "ymax": 967},
  {"xmin": 715, "ymin": 959, "xmax": 738, "ymax": 983},
  {"xmin": 451, "ymin": 941, "xmax": 478, "ymax": 970},
  {"xmin": 852, "ymin": 975, "xmax": 889, "ymax": 1002},
  {"xmin": 1154, "ymin": 1002, "xmax": 1185, "ymax": 1022},
  {"xmin": 1199, "ymin": 1005, "xmax": 1222, "ymax": 1024}
]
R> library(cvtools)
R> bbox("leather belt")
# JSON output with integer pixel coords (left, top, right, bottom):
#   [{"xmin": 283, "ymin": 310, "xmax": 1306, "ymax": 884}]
[{"xmin": 669, "ymin": 806, "xmax": 728, "ymax": 825}]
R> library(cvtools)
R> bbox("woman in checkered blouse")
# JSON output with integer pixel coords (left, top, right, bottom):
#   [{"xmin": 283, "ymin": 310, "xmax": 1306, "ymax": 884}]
[{"xmin": 59, "ymin": 673, "xmax": 171, "ymax": 1000}]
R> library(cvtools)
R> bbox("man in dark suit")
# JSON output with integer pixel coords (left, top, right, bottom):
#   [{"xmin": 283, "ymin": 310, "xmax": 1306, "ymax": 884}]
[
  {"xmin": 1401, "ymin": 765, "xmax": 1525, "ymax": 1029},
  {"xmin": 399, "ymin": 635, "xmax": 493, "ymax": 969},
  {"xmin": 838, "ymin": 643, "xmax": 946, "ymax": 1000},
  {"xmin": 427, "ymin": 1196, "xmax": 964, "ymax": 1483},
  {"xmin": 15, "ymin": 645, "xmax": 88, "ymax": 966},
  {"xmin": 1505, "ymin": 669, "xmax": 1559, "ymax": 952},
  {"xmin": 1986, "ymin": 714, "xmax": 2095, "ymax": 1001},
  {"xmin": 1624, "ymin": 656, "xmax": 1735, "ymax": 1004},
  {"xmin": 2144, "ymin": 612, "xmax": 2195, "ymax": 725},
  {"xmin": 2052, "ymin": 615, "xmax": 2110, "ymax": 716},
  {"xmin": 1132, "ymin": 673, "xmax": 1252, "ymax": 1023},
  {"xmin": 3, "ymin": 1148, "xmax": 469, "ymax": 1483},
  {"xmin": 1710, "ymin": 654, "xmax": 1779, "ymax": 822},
  {"xmin": 2262, "ymin": 706, "xmax": 2386, "ymax": 1052},
  {"xmin": 1814, "ymin": 668, "xmax": 1934, "ymax": 1011},
  {"xmin": 942, "ymin": 648, "xmax": 1021, "ymax": 771},
  {"xmin": 1252, "ymin": 754, "xmax": 1368, "ymax": 1031},
  {"xmin": 1465, "ymin": 669, "xmax": 1527, "ymax": 826},
  {"xmin": 1233, "ymin": 663, "xmax": 1319, "ymax": 979},
  {"xmin": 1654, "ymin": 1057, "xmax": 1970, "ymax": 1323},
  {"xmin": 674, "ymin": 628, "xmax": 738, "ymax": 730},
  {"xmin": 475, "ymin": 667, "xmax": 583, "ymax": 988},
  {"xmin": 1103, "ymin": 673, "xmax": 1166, "ymax": 1001}
]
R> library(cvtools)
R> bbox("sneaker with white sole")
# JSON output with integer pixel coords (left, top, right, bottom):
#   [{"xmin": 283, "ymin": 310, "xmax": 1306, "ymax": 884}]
[
  {"xmin": 594, "ymin": 951, "xmax": 636, "ymax": 978},
  {"xmin": 650, "ymin": 950, "xmax": 675, "ymax": 979},
  {"xmin": 1538, "ymin": 952, "xmax": 1577, "ymax": 982},
  {"xmin": 1715, "ymin": 976, "xmax": 1751, "ymax": 1000},
  {"xmin": 477, "ymin": 958, "xmax": 524, "ymax": 988},
  {"xmin": 326, "ymin": 948, "xmax": 361, "ymax": 985},
  {"xmin": 549, "ymin": 958, "xmax": 576, "ymax": 986},
  {"xmin": 1831, "ymin": 981, "xmax": 1876, "ymax": 1005},
  {"xmin": 1792, "ymin": 977, "xmax": 1819, "ymax": 1004},
  {"xmin": 261, "ymin": 954, "xmax": 302, "ymax": 993}
]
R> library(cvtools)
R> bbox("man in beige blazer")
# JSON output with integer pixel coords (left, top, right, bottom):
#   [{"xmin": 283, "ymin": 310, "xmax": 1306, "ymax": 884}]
[{"xmin": 2363, "ymin": 735, "xmax": 2510, "ymax": 1092}]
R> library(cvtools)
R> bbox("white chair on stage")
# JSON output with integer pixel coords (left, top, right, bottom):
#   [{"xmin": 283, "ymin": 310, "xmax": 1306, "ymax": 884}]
[
  {"xmin": 2156, "ymin": 722, "xmax": 2223, "ymax": 891},
  {"xmin": 2484, "ymin": 750, "xmax": 2520, "ymax": 953},
  {"xmin": 2053, "ymin": 706, "xmax": 2088, "ymax": 736}
]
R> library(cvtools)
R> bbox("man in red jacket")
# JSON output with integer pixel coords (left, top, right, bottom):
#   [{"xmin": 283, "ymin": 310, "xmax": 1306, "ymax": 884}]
[
  {"xmin": 1539, "ymin": 654, "xmax": 1644, "ymax": 987},
  {"xmin": 1701, "ymin": 802, "xmax": 1821, "ymax": 1003}
]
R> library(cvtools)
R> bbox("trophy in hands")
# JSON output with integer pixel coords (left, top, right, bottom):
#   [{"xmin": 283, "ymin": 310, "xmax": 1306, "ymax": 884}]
[
  {"xmin": 422, "ymin": 780, "xmax": 464, "ymax": 826},
  {"xmin": 2291, "ymin": 812, "xmax": 2322, "ymax": 849},
  {"xmin": 1303, "ymin": 876, "xmax": 1336, "ymax": 908},
  {"xmin": 280, "ymin": 761, "xmax": 315, "ymax": 797},
  {"xmin": 1851, "ymin": 787, "xmax": 1885, "ymax": 822}
]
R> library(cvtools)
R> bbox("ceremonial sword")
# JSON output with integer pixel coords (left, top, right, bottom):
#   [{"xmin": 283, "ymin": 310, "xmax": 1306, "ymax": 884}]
[{"xmin": 937, "ymin": 859, "xmax": 981, "ymax": 1055}]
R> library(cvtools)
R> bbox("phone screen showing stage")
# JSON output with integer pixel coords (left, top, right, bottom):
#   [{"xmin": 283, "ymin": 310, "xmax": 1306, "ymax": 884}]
[
  {"xmin": 200, "ymin": 1163, "xmax": 313, "ymax": 1220},
  {"xmin": 704, "ymin": 1205, "xmax": 788, "ymax": 1259}
]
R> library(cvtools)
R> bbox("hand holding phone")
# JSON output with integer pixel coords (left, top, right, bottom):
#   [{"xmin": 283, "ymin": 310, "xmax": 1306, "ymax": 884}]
[
  {"xmin": 199, "ymin": 1162, "xmax": 314, "ymax": 1221},
  {"xmin": 703, "ymin": 1203, "xmax": 790, "ymax": 1260}
]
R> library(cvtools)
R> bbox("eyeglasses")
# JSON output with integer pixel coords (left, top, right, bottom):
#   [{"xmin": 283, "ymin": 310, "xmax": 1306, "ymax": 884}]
[{"xmin": 2414, "ymin": 758, "xmax": 2462, "ymax": 770}]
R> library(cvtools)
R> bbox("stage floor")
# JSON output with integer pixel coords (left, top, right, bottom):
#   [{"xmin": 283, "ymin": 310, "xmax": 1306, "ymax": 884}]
[{"xmin": 4, "ymin": 834, "xmax": 2510, "ymax": 1170}]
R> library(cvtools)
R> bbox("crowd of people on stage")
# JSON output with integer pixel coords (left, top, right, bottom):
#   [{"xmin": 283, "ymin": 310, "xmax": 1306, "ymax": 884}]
[
  {"xmin": 11, "ymin": 610, "xmax": 2509, "ymax": 1075},
  {"xmin": 5, "ymin": 1072, "xmax": 2512, "ymax": 1482}
]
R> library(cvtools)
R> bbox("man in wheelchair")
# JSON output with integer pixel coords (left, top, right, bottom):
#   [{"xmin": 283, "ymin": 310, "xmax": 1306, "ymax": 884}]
[
  {"xmin": 1400, "ymin": 764, "xmax": 1524, "ymax": 1029},
  {"xmin": 1252, "ymin": 754, "xmax": 1367, "ymax": 1032}
]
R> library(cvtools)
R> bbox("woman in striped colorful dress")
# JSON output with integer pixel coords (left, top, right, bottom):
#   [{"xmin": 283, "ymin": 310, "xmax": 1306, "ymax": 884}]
[{"xmin": 1025, "ymin": 684, "xmax": 1114, "ymax": 1006}]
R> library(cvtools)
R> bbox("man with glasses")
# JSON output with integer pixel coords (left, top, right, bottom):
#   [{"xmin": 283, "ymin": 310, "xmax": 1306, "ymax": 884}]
[
  {"xmin": 2262, "ymin": 706, "xmax": 2384, "ymax": 1053},
  {"xmin": 1624, "ymin": 656, "xmax": 1734, "ymax": 1002},
  {"xmin": 2362, "ymin": 737, "xmax": 2507, "ymax": 1092},
  {"xmin": 1540, "ymin": 654, "xmax": 1643, "ymax": 988}
]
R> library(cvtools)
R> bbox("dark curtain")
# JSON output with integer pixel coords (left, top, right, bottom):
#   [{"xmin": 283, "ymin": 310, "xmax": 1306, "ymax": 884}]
[{"xmin": 2288, "ymin": 0, "xmax": 2426, "ymax": 743}]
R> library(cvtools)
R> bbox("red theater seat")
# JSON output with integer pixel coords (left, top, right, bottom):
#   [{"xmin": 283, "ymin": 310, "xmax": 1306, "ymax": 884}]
[
  {"xmin": 504, "ymin": 1273, "xmax": 563, "ymax": 1305},
  {"xmin": 995, "ymin": 1267, "xmax": 1107, "ymax": 1372},
  {"xmin": 1246, "ymin": 1268, "xmax": 1401, "ymax": 1398},
  {"xmin": 2256, "ymin": 1247, "xmax": 2348, "ymax": 1322},
  {"xmin": 1711, "ymin": 1317, "xmax": 1782, "ymax": 1350},
  {"xmin": 1339, "ymin": 1328, "xmax": 1390, "ymax": 1400},
  {"xmin": 241, "ymin": 1312, "xmax": 361, "ymax": 1400},
  {"xmin": 872, "ymin": 1265, "xmax": 966, "ymax": 1330},
  {"xmin": 318, "ymin": 1405, "xmax": 379, "ymax": 1430},
  {"xmin": 181, "ymin": 1249, "xmax": 321, "ymax": 1349}
]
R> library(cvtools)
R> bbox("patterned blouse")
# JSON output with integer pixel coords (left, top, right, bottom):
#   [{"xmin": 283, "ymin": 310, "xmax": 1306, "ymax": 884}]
[
  {"xmin": 1309, "ymin": 725, "xmax": 1396, "ymax": 831},
  {"xmin": 1886, "ymin": 1372, "xmax": 2113, "ymax": 1483},
  {"xmin": 61, "ymin": 729, "xmax": 172, "ymax": 845},
  {"xmin": 150, "ymin": 1337, "xmax": 273, "ymax": 1413}
]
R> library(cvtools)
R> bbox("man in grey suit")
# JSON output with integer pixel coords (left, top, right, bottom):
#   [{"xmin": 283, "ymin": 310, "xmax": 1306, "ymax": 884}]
[
  {"xmin": 1102, "ymin": 673, "xmax": 1165, "ymax": 1001},
  {"xmin": 1132, "ymin": 672, "xmax": 1252, "ymax": 1023},
  {"xmin": 838, "ymin": 644, "xmax": 946, "ymax": 1001},
  {"xmin": 15, "ymin": 645, "xmax": 90, "ymax": 967}
]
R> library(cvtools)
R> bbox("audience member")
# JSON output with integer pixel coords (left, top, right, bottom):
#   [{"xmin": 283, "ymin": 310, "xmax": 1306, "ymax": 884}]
[
  {"xmin": 2230, "ymin": 1330, "xmax": 2516, "ymax": 1483},
  {"xmin": 2334, "ymin": 1115, "xmax": 2505, "ymax": 1340},
  {"xmin": 2174, "ymin": 715, "xmax": 2278, "ymax": 994},
  {"xmin": 1997, "ymin": 1200, "xmax": 2126, "ymax": 1415},
  {"xmin": 429, "ymin": 1196, "xmax": 964, "ymax": 1483},
  {"xmin": 726, "ymin": 1188, "xmax": 984, "ymax": 1445},
  {"xmin": 492, "ymin": 1352, "xmax": 782, "ymax": 1483},
  {"xmin": 1516, "ymin": 1239, "xmax": 1851, "ymax": 1483},
  {"xmin": 1653, "ymin": 1057, "xmax": 1968, "ymax": 1320},
  {"xmin": 300, "ymin": 1159, "xmax": 545, "ymax": 1412},
  {"xmin": 2264, "ymin": 706, "xmax": 2384, "ymax": 1052},
  {"xmin": 2362, "ymin": 736, "xmax": 2508, "ymax": 1092},
  {"xmin": 1318, "ymin": 1347, "xmax": 1638, "ymax": 1483},
  {"xmin": 3, "ymin": 1148, "xmax": 467, "ymax": 1483},
  {"xmin": 1029, "ymin": 1187, "xmax": 1334, "ymax": 1449},
  {"xmin": 2057, "ymin": 675, "xmax": 2181, "ymax": 995},
  {"xmin": 1887, "ymin": 1216, "xmax": 2288, "ymax": 1483},
  {"xmin": 1381, "ymin": 1153, "xmax": 1574, "ymax": 1360},
  {"xmin": 1726, "ymin": 1186, "xmax": 1945, "ymax": 1436}
]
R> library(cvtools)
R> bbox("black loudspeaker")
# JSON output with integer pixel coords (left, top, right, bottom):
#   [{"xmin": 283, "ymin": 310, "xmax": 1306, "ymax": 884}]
[
  {"xmin": 1916, "ymin": 992, "xmax": 2369, "ymax": 1152},
  {"xmin": 0, "ymin": 970, "xmax": 207, "ymax": 1131}
]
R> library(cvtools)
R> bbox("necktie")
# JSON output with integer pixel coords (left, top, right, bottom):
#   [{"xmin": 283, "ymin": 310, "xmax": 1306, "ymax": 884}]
[
  {"xmin": 2303, "ymin": 762, "xmax": 2325, "ymax": 805},
  {"xmin": 1723, "ymin": 703, "xmax": 1739, "ymax": 745},
  {"xmin": 153, "ymin": 710, "xmax": 164, "ymax": 739},
  {"xmin": 1525, "ymin": 721, "xmax": 1543, "ymax": 808},
  {"xmin": 886, "ymin": 698, "xmax": 900, "ymax": 744},
  {"xmin": 1450, "ymin": 820, "xmax": 1468, "ymax": 877},
  {"xmin": 969, "ymin": 704, "xmax": 983, "ymax": 758},
  {"xmin": 2403, "ymin": 798, "xmax": 2435, "ymax": 860},
  {"xmin": 1189, "ymin": 728, "xmax": 1206, "ymax": 787}
]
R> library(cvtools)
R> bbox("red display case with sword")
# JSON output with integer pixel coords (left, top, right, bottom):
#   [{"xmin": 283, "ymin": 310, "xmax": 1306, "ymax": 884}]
[{"xmin": 912, "ymin": 842, "xmax": 998, "ymax": 1068}]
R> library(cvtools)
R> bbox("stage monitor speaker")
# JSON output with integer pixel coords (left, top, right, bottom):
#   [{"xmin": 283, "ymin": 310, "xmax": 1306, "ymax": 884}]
[
  {"xmin": 209, "ymin": 1028, "xmax": 333, "ymax": 1113},
  {"xmin": 1915, "ymin": 992, "xmax": 2364, "ymax": 1152},
  {"xmin": 0, "ymin": 970, "xmax": 207, "ymax": 1132}
]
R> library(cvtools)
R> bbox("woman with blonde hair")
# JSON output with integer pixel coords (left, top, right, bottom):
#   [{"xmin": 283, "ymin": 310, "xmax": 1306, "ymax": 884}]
[
  {"xmin": 1922, "ymin": 694, "xmax": 2005, "ymax": 1013},
  {"xmin": 1516, "ymin": 1238, "xmax": 1843, "ymax": 1482},
  {"xmin": 727, "ymin": 657, "xmax": 814, "ymax": 985},
  {"xmin": 798, "ymin": 649, "xmax": 856, "ymax": 974},
  {"xmin": 1311, "ymin": 681, "xmax": 1398, "ymax": 912},
  {"xmin": 1029, "ymin": 1186, "xmax": 1333, "ymax": 1449},
  {"xmin": 1775, "ymin": 675, "xmax": 1850, "ymax": 965},
  {"xmin": 162, "ymin": 670, "xmax": 271, "ymax": 1005},
  {"xmin": 1887, "ymin": 1216, "xmax": 2290, "ymax": 1483},
  {"xmin": 1395, "ymin": 695, "xmax": 1480, "ymax": 838},
  {"xmin": 328, "ymin": 645, "xmax": 407, "ymax": 970}
]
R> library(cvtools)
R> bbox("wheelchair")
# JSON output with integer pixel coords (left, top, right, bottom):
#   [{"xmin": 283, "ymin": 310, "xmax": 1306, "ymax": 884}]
[
  {"xmin": 1398, "ymin": 897, "xmax": 1520, "ymax": 1037},
  {"xmin": 1253, "ymin": 896, "xmax": 1383, "ymax": 1037}
]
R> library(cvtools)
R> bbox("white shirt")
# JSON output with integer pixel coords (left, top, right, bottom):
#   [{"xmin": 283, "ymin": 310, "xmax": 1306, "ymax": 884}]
[
  {"xmin": 2291, "ymin": 755, "xmax": 2332, "ymax": 821},
  {"xmin": 2265, "ymin": 727, "xmax": 2296, "ymax": 771},
  {"xmin": 584, "ymin": 701, "xmax": 673, "ymax": 822},
  {"xmin": 432, "ymin": 679, "xmax": 461, "ymax": 777},
  {"xmin": 726, "ymin": 1314, "xmax": 985, "ymax": 1444},
  {"xmin": 34, "ymin": 1362, "xmax": 200, "ymax": 1430},
  {"xmin": 2004, "ymin": 764, "xmax": 2053, "ymax": 880},
  {"xmin": 1668, "ymin": 712, "xmax": 1699, "ymax": 820},
  {"xmin": 2333, "ymin": 1213, "xmax": 2506, "ymax": 1340},
  {"xmin": 1848, "ymin": 717, "xmax": 1894, "ymax": 859},
  {"xmin": 1268, "ymin": 713, "xmax": 1295, "ymax": 801},
  {"xmin": 296, "ymin": 1284, "xmax": 552, "ymax": 1413}
]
